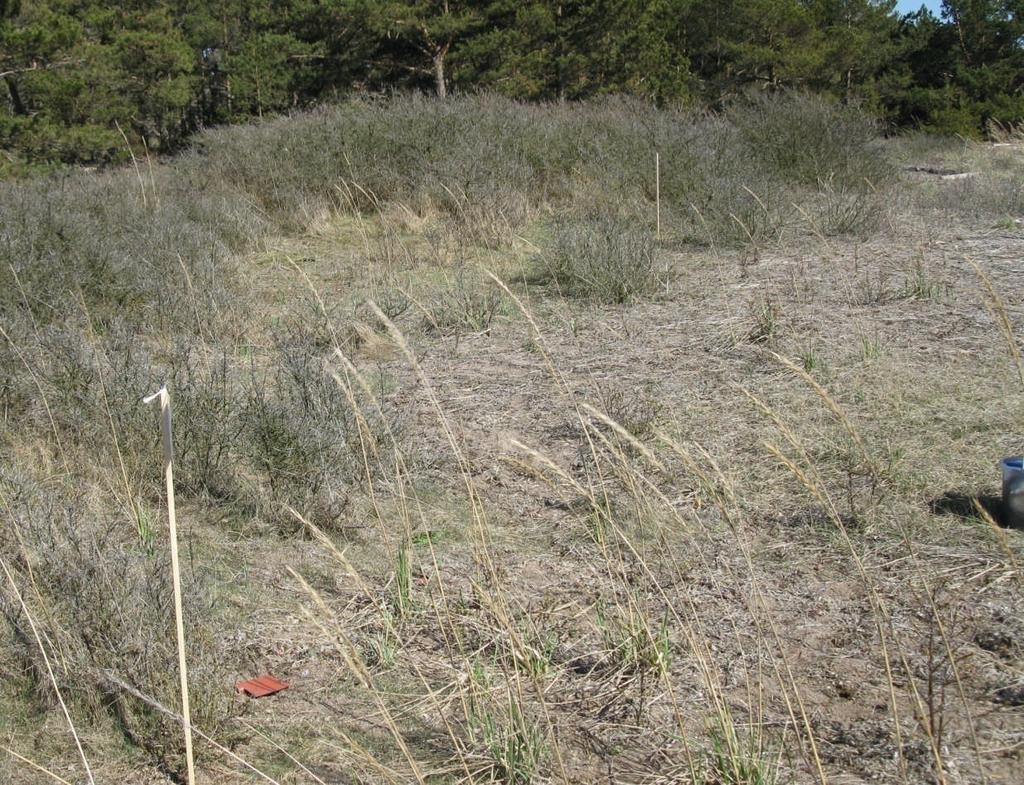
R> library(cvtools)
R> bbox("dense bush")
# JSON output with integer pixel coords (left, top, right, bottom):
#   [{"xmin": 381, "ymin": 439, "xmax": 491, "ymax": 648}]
[
  {"xmin": 175, "ymin": 92, "xmax": 892, "ymax": 248},
  {"xmin": 729, "ymin": 92, "xmax": 893, "ymax": 189},
  {"xmin": 0, "ymin": 171, "xmax": 262, "ymax": 331}
]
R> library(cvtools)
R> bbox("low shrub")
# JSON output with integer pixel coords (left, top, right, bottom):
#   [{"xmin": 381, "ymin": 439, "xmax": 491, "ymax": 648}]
[
  {"xmin": 538, "ymin": 213, "xmax": 666, "ymax": 303},
  {"xmin": 814, "ymin": 177, "xmax": 888, "ymax": 237},
  {"xmin": 422, "ymin": 274, "xmax": 508, "ymax": 336}
]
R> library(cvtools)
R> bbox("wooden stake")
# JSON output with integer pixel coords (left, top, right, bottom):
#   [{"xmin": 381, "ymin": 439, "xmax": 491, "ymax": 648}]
[
  {"xmin": 655, "ymin": 151, "xmax": 661, "ymax": 240},
  {"xmin": 143, "ymin": 385, "xmax": 195, "ymax": 785}
]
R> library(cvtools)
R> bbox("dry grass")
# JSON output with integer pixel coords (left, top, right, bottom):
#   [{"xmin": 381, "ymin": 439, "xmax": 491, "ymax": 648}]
[{"xmin": 1, "ymin": 98, "xmax": 1023, "ymax": 785}]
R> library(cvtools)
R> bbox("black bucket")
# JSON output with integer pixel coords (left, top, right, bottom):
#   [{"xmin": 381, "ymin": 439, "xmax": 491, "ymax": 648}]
[{"xmin": 1000, "ymin": 457, "xmax": 1024, "ymax": 529}]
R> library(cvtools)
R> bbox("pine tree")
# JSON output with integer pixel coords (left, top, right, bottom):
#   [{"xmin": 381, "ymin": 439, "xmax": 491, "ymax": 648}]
[
  {"xmin": 365, "ymin": 0, "xmax": 486, "ymax": 97},
  {"xmin": 943, "ymin": 0, "xmax": 1024, "ymax": 129}
]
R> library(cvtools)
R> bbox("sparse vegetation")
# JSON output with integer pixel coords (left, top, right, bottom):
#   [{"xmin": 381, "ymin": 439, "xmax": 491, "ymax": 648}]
[{"xmin": 1, "ymin": 93, "xmax": 1022, "ymax": 785}]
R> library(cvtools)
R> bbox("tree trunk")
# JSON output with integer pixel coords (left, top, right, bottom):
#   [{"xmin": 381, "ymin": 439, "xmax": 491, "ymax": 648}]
[
  {"xmin": 433, "ymin": 44, "xmax": 449, "ymax": 98},
  {"xmin": 4, "ymin": 75, "xmax": 26, "ymax": 115}
]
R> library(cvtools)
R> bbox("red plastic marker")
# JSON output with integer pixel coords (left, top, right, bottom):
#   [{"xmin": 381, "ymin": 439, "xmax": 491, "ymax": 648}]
[{"xmin": 235, "ymin": 675, "xmax": 289, "ymax": 698}]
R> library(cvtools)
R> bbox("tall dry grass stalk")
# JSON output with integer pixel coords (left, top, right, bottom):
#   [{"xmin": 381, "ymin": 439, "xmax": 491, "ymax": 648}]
[
  {"xmin": 115, "ymin": 119, "xmax": 149, "ymax": 209},
  {"xmin": 0, "ymin": 558, "xmax": 95, "ymax": 785},
  {"xmin": 1, "ymin": 744, "xmax": 75, "ymax": 785},
  {"xmin": 969, "ymin": 256, "xmax": 1024, "ymax": 388},
  {"xmin": 655, "ymin": 150, "xmax": 661, "ymax": 239}
]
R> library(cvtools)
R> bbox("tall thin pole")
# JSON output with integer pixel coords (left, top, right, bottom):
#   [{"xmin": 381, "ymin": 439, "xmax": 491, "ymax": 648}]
[
  {"xmin": 655, "ymin": 151, "xmax": 661, "ymax": 240},
  {"xmin": 144, "ymin": 385, "xmax": 195, "ymax": 785}
]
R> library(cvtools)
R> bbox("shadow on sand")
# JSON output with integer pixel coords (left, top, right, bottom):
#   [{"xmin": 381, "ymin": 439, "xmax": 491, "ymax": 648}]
[{"xmin": 929, "ymin": 491, "xmax": 1013, "ymax": 528}]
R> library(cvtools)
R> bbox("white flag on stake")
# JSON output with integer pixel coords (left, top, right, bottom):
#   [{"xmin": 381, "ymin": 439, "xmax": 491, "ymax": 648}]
[{"xmin": 144, "ymin": 384, "xmax": 196, "ymax": 785}]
